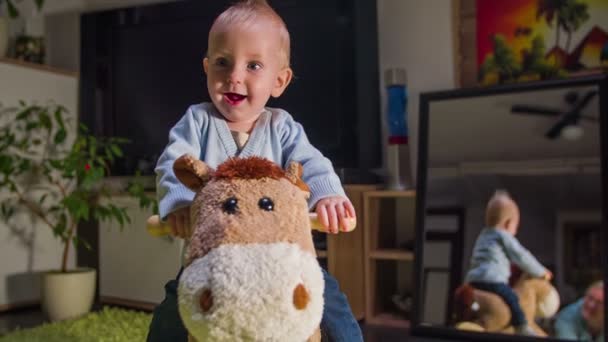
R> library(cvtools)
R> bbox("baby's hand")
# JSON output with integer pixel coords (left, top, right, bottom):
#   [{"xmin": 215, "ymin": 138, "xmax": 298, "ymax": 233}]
[
  {"xmin": 542, "ymin": 270, "xmax": 553, "ymax": 281},
  {"xmin": 167, "ymin": 206, "xmax": 192, "ymax": 239},
  {"xmin": 315, "ymin": 196, "xmax": 356, "ymax": 234}
]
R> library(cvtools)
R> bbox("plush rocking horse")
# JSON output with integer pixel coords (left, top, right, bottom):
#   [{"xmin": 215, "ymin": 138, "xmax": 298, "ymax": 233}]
[
  {"xmin": 453, "ymin": 267, "xmax": 560, "ymax": 336},
  {"xmin": 147, "ymin": 154, "xmax": 356, "ymax": 341}
]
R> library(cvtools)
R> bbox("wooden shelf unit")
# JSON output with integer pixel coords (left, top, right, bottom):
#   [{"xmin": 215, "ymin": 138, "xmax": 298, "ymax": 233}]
[
  {"xmin": 363, "ymin": 190, "xmax": 416, "ymax": 327},
  {"xmin": 316, "ymin": 184, "xmax": 379, "ymax": 320}
]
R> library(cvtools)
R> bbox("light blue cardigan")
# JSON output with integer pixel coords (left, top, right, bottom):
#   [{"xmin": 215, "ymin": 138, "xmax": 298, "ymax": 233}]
[{"xmin": 155, "ymin": 102, "xmax": 346, "ymax": 219}]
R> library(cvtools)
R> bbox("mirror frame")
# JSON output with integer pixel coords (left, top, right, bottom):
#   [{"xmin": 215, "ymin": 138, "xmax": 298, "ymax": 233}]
[{"xmin": 411, "ymin": 74, "xmax": 608, "ymax": 342}]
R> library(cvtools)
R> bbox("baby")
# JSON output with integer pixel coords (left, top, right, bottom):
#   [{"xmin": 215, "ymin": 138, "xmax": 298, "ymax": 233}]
[
  {"xmin": 465, "ymin": 190, "xmax": 552, "ymax": 336},
  {"xmin": 147, "ymin": 1, "xmax": 362, "ymax": 341}
]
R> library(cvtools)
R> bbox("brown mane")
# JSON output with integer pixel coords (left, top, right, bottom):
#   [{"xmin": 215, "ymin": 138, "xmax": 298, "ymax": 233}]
[
  {"xmin": 214, "ymin": 157, "xmax": 286, "ymax": 180},
  {"xmin": 213, "ymin": 157, "xmax": 310, "ymax": 193}
]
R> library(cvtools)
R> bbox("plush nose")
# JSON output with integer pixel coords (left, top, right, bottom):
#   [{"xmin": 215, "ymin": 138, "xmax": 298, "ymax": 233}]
[
  {"xmin": 293, "ymin": 283, "xmax": 310, "ymax": 310},
  {"xmin": 199, "ymin": 289, "xmax": 213, "ymax": 313}
]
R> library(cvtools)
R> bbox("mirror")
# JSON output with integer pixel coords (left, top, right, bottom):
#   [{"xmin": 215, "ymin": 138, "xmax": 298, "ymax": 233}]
[{"xmin": 412, "ymin": 75, "xmax": 607, "ymax": 341}]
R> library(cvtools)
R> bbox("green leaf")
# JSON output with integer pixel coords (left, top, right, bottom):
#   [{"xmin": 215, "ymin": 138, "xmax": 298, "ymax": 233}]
[
  {"xmin": 54, "ymin": 129, "xmax": 66, "ymax": 144},
  {"xmin": 39, "ymin": 110, "xmax": 52, "ymax": 130},
  {"xmin": 54, "ymin": 108, "xmax": 66, "ymax": 129},
  {"xmin": 81, "ymin": 166, "xmax": 104, "ymax": 189},
  {"xmin": 6, "ymin": 0, "xmax": 19, "ymax": 18},
  {"xmin": 53, "ymin": 214, "xmax": 67, "ymax": 238},
  {"xmin": 15, "ymin": 106, "xmax": 36, "ymax": 120},
  {"xmin": 18, "ymin": 159, "xmax": 31, "ymax": 172},
  {"xmin": 62, "ymin": 195, "xmax": 89, "ymax": 221},
  {"xmin": 25, "ymin": 122, "xmax": 39, "ymax": 131},
  {"xmin": 109, "ymin": 205, "xmax": 125, "ymax": 226},
  {"xmin": 110, "ymin": 144, "xmax": 123, "ymax": 157},
  {"xmin": 0, "ymin": 155, "xmax": 13, "ymax": 174},
  {"xmin": 49, "ymin": 159, "xmax": 62, "ymax": 169},
  {"xmin": 34, "ymin": 0, "xmax": 45, "ymax": 11}
]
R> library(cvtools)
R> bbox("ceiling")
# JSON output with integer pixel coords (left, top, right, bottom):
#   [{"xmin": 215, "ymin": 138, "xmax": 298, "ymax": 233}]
[
  {"xmin": 427, "ymin": 85, "xmax": 600, "ymax": 167},
  {"xmin": 424, "ymin": 84, "xmax": 603, "ymax": 209}
]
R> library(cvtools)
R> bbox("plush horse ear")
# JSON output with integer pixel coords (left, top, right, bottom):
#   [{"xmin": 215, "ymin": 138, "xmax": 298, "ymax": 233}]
[
  {"xmin": 285, "ymin": 161, "xmax": 310, "ymax": 196},
  {"xmin": 173, "ymin": 154, "xmax": 213, "ymax": 191}
]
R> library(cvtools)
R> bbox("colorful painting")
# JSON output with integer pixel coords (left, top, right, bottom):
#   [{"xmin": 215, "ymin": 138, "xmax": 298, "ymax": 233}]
[{"xmin": 476, "ymin": 0, "xmax": 608, "ymax": 85}]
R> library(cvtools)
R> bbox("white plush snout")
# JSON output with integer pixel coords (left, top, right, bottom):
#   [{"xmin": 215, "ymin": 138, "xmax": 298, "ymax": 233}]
[
  {"xmin": 536, "ymin": 287, "xmax": 560, "ymax": 318},
  {"xmin": 178, "ymin": 243, "xmax": 324, "ymax": 341}
]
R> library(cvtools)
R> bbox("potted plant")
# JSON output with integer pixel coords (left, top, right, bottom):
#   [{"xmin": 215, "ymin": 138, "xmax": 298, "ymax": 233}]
[{"xmin": 0, "ymin": 101, "xmax": 157, "ymax": 321}]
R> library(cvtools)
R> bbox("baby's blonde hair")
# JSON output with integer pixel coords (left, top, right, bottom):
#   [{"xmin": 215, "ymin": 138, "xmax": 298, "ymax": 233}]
[
  {"xmin": 485, "ymin": 190, "xmax": 518, "ymax": 227},
  {"xmin": 209, "ymin": 0, "xmax": 291, "ymax": 67}
]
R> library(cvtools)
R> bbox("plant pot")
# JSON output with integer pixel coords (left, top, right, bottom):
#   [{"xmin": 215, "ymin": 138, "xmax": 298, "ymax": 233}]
[
  {"xmin": 41, "ymin": 268, "xmax": 97, "ymax": 321},
  {"xmin": 0, "ymin": 17, "xmax": 8, "ymax": 58}
]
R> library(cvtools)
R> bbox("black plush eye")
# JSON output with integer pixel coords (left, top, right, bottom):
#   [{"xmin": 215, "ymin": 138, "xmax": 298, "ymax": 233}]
[
  {"xmin": 222, "ymin": 197, "xmax": 238, "ymax": 214},
  {"xmin": 258, "ymin": 197, "xmax": 274, "ymax": 211}
]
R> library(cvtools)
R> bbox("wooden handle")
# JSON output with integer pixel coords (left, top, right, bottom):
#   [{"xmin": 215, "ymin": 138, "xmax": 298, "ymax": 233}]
[{"xmin": 146, "ymin": 213, "xmax": 356, "ymax": 237}]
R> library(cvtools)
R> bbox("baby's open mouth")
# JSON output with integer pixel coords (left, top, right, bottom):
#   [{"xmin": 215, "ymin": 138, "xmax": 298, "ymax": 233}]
[{"xmin": 224, "ymin": 92, "xmax": 247, "ymax": 106}]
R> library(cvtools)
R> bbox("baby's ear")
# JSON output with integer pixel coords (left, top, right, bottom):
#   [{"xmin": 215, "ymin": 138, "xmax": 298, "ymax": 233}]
[
  {"xmin": 173, "ymin": 154, "xmax": 213, "ymax": 191},
  {"xmin": 285, "ymin": 161, "xmax": 310, "ymax": 198},
  {"xmin": 271, "ymin": 67, "xmax": 293, "ymax": 98}
]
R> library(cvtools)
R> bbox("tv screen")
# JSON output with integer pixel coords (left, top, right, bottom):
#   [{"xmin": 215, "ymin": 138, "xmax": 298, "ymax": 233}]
[{"xmin": 80, "ymin": 0, "xmax": 381, "ymax": 182}]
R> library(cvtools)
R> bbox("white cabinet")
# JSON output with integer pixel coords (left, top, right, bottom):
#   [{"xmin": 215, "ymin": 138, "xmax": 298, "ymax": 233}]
[{"xmin": 98, "ymin": 196, "xmax": 182, "ymax": 306}]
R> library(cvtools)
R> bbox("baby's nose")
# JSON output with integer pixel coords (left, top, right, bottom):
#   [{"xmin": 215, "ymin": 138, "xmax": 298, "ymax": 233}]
[{"xmin": 227, "ymin": 68, "xmax": 245, "ymax": 84}]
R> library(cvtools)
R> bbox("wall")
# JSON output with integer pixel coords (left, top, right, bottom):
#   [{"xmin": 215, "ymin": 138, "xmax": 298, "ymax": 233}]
[
  {"xmin": 376, "ymin": 0, "xmax": 457, "ymax": 181},
  {"xmin": 377, "ymin": 0, "xmax": 456, "ymax": 300},
  {"xmin": 0, "ymin": 61, "xmax": 78, "ymax": 308}
]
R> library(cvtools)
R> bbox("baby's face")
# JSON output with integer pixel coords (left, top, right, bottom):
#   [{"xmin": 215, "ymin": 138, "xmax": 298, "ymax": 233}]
[
  {"xmin": 204, "ymin": 22, "xmax": 290, "ymax": 129},
  {"xmin": 505, "ymin": 210, "xmax": 520, "ymax": 235}
]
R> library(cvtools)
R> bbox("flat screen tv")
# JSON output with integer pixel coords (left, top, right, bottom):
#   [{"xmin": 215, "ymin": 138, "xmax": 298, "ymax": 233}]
[{"xmin": 80, "ymin": 0, "xmax": 381, "ymax": 182}]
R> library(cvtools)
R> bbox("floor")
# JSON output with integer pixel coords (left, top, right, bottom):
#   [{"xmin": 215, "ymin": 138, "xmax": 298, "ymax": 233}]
[{"xmin": 0, "ymin": 304, "xmax": 449, "ymax": 341}]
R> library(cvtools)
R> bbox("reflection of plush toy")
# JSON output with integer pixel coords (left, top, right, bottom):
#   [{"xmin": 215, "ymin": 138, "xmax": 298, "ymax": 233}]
[
  {"xmin": 454, "ymin": 271, "xmax": 560, "ymax": 336},
  {"xmin": 171, "ymin": 154, "xmax": 325, "ymax": 341}
]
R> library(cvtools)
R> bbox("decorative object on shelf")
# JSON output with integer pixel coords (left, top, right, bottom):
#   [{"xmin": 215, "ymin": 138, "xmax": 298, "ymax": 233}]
[
  {"xmin": 14, "ymin": 34, "xmax": 44, "ymax": 63},
  {"xmin": 384, "ymin": 67, "xmax": 413, "ymax": 190},
  {"xmin": 0, "ymin": 0, "xmax": 45, "ymax": 19},
  {"xmin": 0, "ymin": 101, "xmax": 157, "ymax": 321},
  {"xmin": 0, "ymin": 0, "xmax": 46, "ymax": 62}
]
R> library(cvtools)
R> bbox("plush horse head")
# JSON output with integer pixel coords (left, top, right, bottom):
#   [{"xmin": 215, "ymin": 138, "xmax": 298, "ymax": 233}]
[
  {"xmin": 173, "ymin": 154, "xmax": 323, "ymax": 341},
  {"xmin": 453, "ymin": 272, "xmax": 560, "ymax": 336}
]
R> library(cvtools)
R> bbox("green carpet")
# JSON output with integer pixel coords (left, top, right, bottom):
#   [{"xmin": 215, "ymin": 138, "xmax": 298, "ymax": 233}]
[{"xmin": 0, "ymin": 307, "xmax": 152, "ymax": 342}]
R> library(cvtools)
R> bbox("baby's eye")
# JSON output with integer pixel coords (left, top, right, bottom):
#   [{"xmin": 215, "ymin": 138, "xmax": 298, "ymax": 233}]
[
  {"xmin": 247, "ymin": 62, "xmax": 262, "ymax": 71},
  {"xmin": 214, "ymin": 57, "xmax": 228, "ymax": 67}
]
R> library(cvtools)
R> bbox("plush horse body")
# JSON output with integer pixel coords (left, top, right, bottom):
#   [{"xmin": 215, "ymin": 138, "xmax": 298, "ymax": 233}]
[
  {"xmin": 172, "ymin": 154, "xmax": 323, "ymax": 342},
  {"xmin": 453, "ymin": 274, "xmax": 560, "ymax": 336}
]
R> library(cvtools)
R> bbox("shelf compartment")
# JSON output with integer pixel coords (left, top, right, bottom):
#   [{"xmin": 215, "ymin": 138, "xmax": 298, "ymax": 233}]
[
  {"xmin": 365, "ymin": 259, "xmax": 413, "ymax": 327},
  {"xmin": 363, "ymin": 193, "xmax": 416, "ymax": 251}
]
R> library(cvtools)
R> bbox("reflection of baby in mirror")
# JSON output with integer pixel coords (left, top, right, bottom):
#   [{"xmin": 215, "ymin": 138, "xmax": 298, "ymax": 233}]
[{"xmin": 465, "ymin": 190, "xmax": 553, "ymax": 336}]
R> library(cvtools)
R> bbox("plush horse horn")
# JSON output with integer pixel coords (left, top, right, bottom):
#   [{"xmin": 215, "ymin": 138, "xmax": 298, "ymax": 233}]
[
  {"xmin": 285, "ymin": 161, "xmax": 310, "ymax": 195},
  {"xmin": 173, "ymin": 154, "xmax": 213, "ymax": 191}
]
